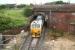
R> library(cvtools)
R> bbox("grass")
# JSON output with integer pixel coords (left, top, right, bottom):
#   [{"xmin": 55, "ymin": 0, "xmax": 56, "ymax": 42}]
[
  {"xmin": 4, "ymin": 8, "xmax": 29, "ymax": 27},
  {"xmin": 0, "ymin": 8, "xmax": 29, "ymax": 32}
]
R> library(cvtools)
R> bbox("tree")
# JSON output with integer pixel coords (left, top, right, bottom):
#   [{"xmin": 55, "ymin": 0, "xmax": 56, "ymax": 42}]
[
  {"xmin": 0, "ymin": 5, "xmax": 6, "ymax": 9},
  {"xmin": 23, "ymin": 6, "xmax": 32, "ymax": 17},
  {"xmin": 55, "ymin": 1, "xmax": 68, "ymax": 4},
  {"xmin": 45, "ymin": 1, "xmax": 68, "ymax": 5},
  {"xmin": 17, "ymin": 4, "xmax": 26, "ymax": 8}
]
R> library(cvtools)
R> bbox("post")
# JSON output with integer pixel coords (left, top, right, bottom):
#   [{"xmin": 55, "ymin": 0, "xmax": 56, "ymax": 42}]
[{"xmin": 49, "ymin": 10, "xmax": 52, "ymax": 28}]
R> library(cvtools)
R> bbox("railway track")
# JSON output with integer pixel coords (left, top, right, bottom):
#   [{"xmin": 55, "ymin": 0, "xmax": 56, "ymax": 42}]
[
  {"xmin": 35, "ymin": 28, "xmax": 47, "ymax": 50},
  {"xmin": 28, "ymin": 27, "xmax": 46, "ymax": 50},
  {"xmin": 20, "ymin": 34, "xmax": 32, "ymax": 50},
  {"xmin": 20, "ymin": 27, "xmax": 47, "ymax": 50}
]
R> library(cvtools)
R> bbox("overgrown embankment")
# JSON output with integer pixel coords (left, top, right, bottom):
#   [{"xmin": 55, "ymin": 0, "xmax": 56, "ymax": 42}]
[{"xmin": 0, "ymin": 7, "xmax": 31, "ymax": 33}]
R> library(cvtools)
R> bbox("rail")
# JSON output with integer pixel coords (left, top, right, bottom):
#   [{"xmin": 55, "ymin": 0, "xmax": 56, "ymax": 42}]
[{"xmin": 0, "ymin": 29, "xmax": 75, "ymax": 50}]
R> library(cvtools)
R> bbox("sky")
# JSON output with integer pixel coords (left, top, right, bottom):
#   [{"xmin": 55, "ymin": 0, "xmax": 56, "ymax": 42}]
[{"xmin": 0, "ymin": 0, "xmax": 75, "ymax": 5}]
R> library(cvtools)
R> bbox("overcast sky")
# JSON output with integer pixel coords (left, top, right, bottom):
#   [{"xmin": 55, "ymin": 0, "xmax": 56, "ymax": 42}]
[{"xmin": 0, "ymin": 0, "xmax": 75, "ymax": 5}]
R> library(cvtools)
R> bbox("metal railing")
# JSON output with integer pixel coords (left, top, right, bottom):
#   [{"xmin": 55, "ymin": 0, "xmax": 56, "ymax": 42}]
[
  {"xmin": 0, "ymin": 35, "xmax": 17, "ymax": 50},
  {"xmin": 0, "ymin": 30, "xmax": 29, "ymax": 50}
]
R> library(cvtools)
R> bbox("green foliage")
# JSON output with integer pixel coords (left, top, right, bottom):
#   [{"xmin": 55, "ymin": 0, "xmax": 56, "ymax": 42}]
[
  {"xmin": 0, "ymin": 5, "xmax": 6, "ymax": 9},
  {"xmin": 0, "ymin": 4, "xmax": 16, "ymax": 9},
  {"xmin": 23, "ymin": 6, "xmax": 32, "ymax": 17},
  {"xmin": 17, "ymin": 4, "xmax": 26, "ymax": 8},
  {"xmin": 0, "ymin": 15, "xmax": 11, "ymax": 32},
  {"xmin": 0, "ymin": 9, "xmax": 28, "ymax": 32},
  {"xmin": 4, "ymin": 9, "xmax": 28, "ymax": 26},
  {"xmin": 55, "ymin": 1, "xmax": 68, "ymax": 4}
]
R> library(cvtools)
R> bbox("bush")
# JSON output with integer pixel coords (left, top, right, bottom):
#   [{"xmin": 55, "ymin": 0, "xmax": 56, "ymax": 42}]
[
  {"xmin": 0, "ymin": 16, "xmax": 11, "ymax": 32},
  {"xmin": 23, "ymin": 6, "xmax": 32, "ymax": 17},
  {"xmin": 0, "ymin": 9, "xmax": 29, "ymax": 32},
  {"xmin": 0, "ymin": 10, "xmax": 14, "ymax": 32},
  {"xmin": 0, "ymin": 5, "xmax": 6, "ymax": 9}
]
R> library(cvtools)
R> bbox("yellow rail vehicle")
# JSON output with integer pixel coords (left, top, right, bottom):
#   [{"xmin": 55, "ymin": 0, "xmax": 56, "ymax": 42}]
[
  {"xmin": 30, "ymin": 15, "xmax": 44, "ymax": 37},
  {"xmin": 30, "ymin": 21, "xmax": 42, "ymax": 37},
  {"xmin": 31, "ymin": 20, "xmax": 42, "ymax": 37},
  {"xmin": 31, "ymin": 28, "xmax": 42, "ymax": 37}
]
